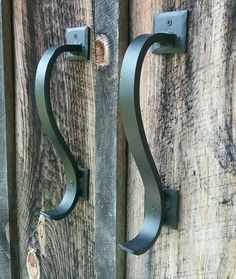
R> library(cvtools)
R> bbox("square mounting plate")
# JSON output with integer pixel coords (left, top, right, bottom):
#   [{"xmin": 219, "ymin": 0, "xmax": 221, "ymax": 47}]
[
  {"xmin": 152, "ymin": 10, "xmax": 188, "ymax": 54},
  {"xmin": 163, "ymin": 189, "xmax": 179, "ymax": 229},
  {"xmin": 66, "ymin": 26, "xmax": 90, "ymax": 60}
]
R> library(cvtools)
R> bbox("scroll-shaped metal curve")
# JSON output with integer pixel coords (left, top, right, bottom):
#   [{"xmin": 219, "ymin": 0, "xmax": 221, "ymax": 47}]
[
  {"xmin": 35, "ymin": 45, "xmax": 89, "ymax": 220},
  {"xmin": 119, "ymin": 34, "xmax": 179, "ymax": 255}
]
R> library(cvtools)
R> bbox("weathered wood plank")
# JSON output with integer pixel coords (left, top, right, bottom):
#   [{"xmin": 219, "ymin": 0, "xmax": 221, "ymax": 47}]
[
  {"xmin": 13, "ymin": 1, "xmax": 96, "ymax": 278},
  {"xmin": 0, "ymin": 0, "xmax": 18, "ymax": 278},
  {"xmin": 94, "ymin": 0, "xmax": 127, "ymax": 278},
  {"xmin": 127, "ymin": 0, "xmax": 236, "ymax": 278}
]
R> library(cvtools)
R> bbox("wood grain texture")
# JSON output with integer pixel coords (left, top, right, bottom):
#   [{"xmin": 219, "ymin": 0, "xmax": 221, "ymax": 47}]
[
  {"xmin": 13, "ymin": 0, "xmax": 127, "ymax": 278},
  {"xmin": 126, "ymin": 0, "xmax": 236, "ymax": 278},
  {"xmin": 13, "ymin": 0, "xmax": 96, "ymax": 278},
  {"xmin": 0, "ymin": 0, "xmax": 18, "ymax": 278},
  {"xmin": 94, "ymin": 1, "xmax": 127, "ymax": 278}
]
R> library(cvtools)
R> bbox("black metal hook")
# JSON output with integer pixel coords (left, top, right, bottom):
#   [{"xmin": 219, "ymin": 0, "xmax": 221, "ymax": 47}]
[
  {"xmin": 35, "ymin": 43, "xmax": 89, "ymax": 220},
  {"xmin": 154, "ymin": 32, "xmax": 177, "ymax": 46},
  {"xmin": 119, "ymin": 33, "xmax": 180, "ymax": 255}
]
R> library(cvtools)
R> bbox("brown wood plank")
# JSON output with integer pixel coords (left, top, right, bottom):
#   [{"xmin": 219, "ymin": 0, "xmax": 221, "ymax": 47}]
[
  {"xmin": 94, "ymin": 0, "xmax": 128, "ymax": 278},
  {"xmin": 0, "ymin": 0, "xmax": 18, "ymax": 278},
  {"xmin": 127, "ymin": 0, "xmax": 236, "ymax": 278},
  {"xmin": 13, "ymin": 0, "xmax": 128, "ymax": 277},
  {"xmin": 13, "ymin": 1, "xmax": 96, "ymax": 278}
]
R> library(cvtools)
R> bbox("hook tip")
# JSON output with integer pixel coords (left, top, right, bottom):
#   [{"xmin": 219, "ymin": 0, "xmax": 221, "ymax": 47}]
[
  {"xmin": 40, "ymin": 210, "xmax": 52, "ymax": 219},
  {"xmin": 119, "ymin": 243, "xmax": 137, "ymax": 255},
  {"xmin": 40, "ymin": 210, "xmax": 61, "ymax": 220},
  {"xmin": 119, "ymin": 239, "xmax": 150, "ymax": 256}
]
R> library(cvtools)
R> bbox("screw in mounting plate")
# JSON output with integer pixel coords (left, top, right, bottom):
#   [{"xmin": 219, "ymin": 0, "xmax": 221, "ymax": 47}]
[
  {"xmin": 167, "ymin": 19, "xmax": 172, "ymax": 26},
  {"xmin": 66, "ymin": 26, "xmax": 90, "ymax": 60},
  {"xmin": 152, "ymin": 10, "xmax": 188, "ymax": 54}
]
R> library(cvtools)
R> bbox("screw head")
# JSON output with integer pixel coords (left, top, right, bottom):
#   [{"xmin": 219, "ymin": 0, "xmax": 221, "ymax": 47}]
[
  {"xmin": 152, "ymin": 205, "xmax": 157, "ymax": 211},
  {"xmin": 167, "ymin": 19, "xmax": 172, "ymax": 26},
  {"xmin": 74, "ymin": 33, "xmax": 79, "ymax": 39}
]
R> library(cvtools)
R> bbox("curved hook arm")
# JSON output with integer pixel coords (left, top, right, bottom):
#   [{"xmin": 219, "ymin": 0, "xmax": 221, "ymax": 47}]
[
  {"xmin": 119, "ymin": 34, "xmax": 179, "ymax": 255},
  {"xmin": 35, "ymin": 45, "xmax": 89, "ymax": 220}
]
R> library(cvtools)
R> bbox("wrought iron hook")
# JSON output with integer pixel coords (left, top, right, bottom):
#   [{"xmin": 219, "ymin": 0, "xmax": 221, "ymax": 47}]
[
  {"xmin": 35, "ymin": 43, "xmax": 89, "ymax": 220},
  {"xmin": 119, "ymin": 33, "xmax": 180, "ymax": 255}
]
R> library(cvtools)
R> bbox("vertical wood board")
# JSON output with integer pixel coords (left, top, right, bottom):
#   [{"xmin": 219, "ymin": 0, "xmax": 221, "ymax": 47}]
[
  {"xmin": 13, "ymin": 1, "xmax": 96, "ymax": 277},
  {"xmin": 126, "ymin": 0, "xmax": 236, "ymax": 278},
  {"xmin": 0, "ymin": 0, "xmax": 18, "ymax": 278},
  {"xmin": 94, "ymin": 0, "xmax": 128, "ymax": 278}
]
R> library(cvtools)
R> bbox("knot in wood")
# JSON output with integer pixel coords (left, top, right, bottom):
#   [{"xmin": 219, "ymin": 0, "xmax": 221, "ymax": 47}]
[
  {"xmin": 26, "ymin": 249, "xmax": 40, "ymax": 279},
  {"xmin": 95, "ymin": 34, "xmax": 110, "ymax": 66}
]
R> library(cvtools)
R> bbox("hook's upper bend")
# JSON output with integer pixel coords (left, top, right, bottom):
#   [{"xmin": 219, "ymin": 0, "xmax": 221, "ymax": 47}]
[
  {"xmin": 35, "ymin": 45, "xmax": 88, "ymax": 221},
  {"xmin": 119, "ymin": 34, "xmax": 179, "ymax": 255}
]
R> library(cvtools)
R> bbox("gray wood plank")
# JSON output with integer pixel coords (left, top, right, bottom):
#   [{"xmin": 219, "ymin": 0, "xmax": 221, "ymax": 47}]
[
  {"xmin": 94, "ymin": 1, "xmax": 128, "ymax": 278},
  {"xmin": 0, "ymin": 0, "xmax": 18, "ymax": 278},
  {"xmin": 127, "ymin": 0, "xmax": 236, "ymax": 278}
]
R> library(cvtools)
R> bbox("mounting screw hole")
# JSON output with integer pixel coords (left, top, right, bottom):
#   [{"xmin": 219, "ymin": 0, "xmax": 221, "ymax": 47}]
[{"xmin": 152, "ymin": 205, "xmax": 156, "ymax": 211}]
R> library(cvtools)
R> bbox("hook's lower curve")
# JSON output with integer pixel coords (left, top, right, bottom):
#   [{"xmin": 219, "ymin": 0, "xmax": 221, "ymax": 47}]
[
  {"xmin": 35, "ymin": 45, "xmax": 89, "ymax": 220},
  {"xmin": 119, "ymin": 34, "xmax": 179, "ymax": 255}
]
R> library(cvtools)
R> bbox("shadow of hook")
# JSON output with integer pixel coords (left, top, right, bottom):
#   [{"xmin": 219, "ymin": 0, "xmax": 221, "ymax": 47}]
[
  {"xmin": 35, "ymin": 45, "xmax": 89, "ymax": 220},
  {"xmin": 119, "ymin": 34, "xmax": 179, "ymax": 255}
]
